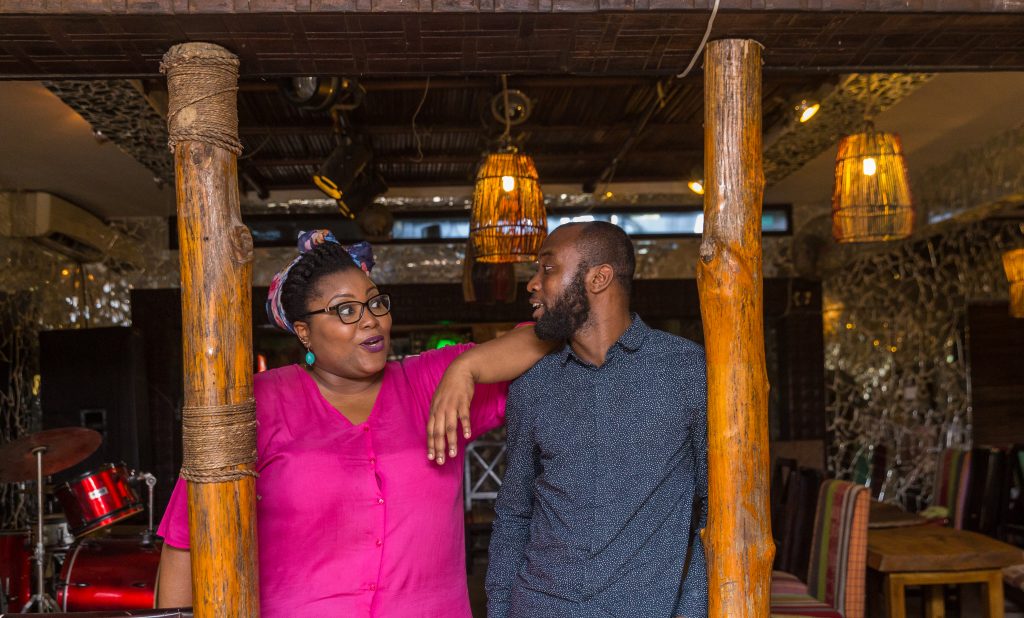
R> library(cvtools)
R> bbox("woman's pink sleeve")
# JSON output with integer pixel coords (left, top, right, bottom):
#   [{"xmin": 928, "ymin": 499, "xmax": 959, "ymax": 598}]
[
  {"xmin": 408, "ymin": 344, "xmax": 509, "ymax": 440},
  {"xmin": 156, "ymin": 476, "xmax": 191, "ymax": 550}
]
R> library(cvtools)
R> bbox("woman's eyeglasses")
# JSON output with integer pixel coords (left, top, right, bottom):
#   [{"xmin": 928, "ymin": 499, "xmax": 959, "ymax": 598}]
[{"xmin": 301, "ymin": 293, "xmax": 391, "ymax": 325}]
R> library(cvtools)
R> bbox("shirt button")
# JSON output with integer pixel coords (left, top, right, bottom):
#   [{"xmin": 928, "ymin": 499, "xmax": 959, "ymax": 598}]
[
  {"xmin": 375, "ymin": 538, "xmax": 382, "ymax": 547},
  {"xmin": 363, "ymin": 426, "xmax": 370, "ymax": 433},
  {"xmin": 369, "ymin": 583, "xmax": 376, "ymax": 591},
  {"xmin": 377, "ymin": 497, "xmax": 384, "ymax": 505},
  {"xmin": 369, "ymin": 458, "xmax": 376, "ymax": 465}
]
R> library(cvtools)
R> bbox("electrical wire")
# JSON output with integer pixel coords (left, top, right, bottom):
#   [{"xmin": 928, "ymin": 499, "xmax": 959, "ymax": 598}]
[
  {"xmin": 676, "ymin": 0, "xmax": 721, "ymax": 79},
  {"xmin": 588, "ymin": 0, "xmax": 720, "ymax": 199},
  {"xmin": 410, "ymin": 76, "xmax": 431, "ymax": 163},
  {"xmin": 238, "ymin": 135, "xmax": 272, "ymax": 161},
  {"xmin": 500, "ymin": 74, "xmax": 512, "ymax": 143}
]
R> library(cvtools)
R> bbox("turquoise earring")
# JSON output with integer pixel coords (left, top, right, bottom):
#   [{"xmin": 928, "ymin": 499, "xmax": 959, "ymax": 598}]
[{"xmin": 305, "ymin": 349, "xmax": 315, "ymax": 366}]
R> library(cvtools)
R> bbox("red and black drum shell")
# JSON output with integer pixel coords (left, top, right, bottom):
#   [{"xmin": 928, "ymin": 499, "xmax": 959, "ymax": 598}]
[
  {"xmin": 0, "ymin": 529, "xmax": 32, "ymax": 611},
  {"xmin": 57, "ymin": 537, "xmax": 161, "ymax": 612},
  {"xmin": 55, "ymin": 464, "xmax": 143, "ymax": 536}
]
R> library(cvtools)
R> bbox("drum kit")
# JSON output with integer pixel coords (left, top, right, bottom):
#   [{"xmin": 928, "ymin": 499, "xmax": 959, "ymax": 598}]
[{"xmin": 0, "ymin": 428, "xmax": 161, "ymax": 614}]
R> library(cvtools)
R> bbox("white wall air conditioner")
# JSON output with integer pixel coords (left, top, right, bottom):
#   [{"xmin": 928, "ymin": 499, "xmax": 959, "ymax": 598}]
[{"xmin": 0, "ymin": 192, "xmax": 144, "ymax": 270}]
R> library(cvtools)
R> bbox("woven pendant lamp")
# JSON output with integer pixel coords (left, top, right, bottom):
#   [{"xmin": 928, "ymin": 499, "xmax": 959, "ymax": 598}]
[
  {"xmin": 831, "ymin": 122, "xmax": 914, "ymax": 243},
  {"xmin": 1004, "ymin": 247, "xmax": 1024, "ymax": 318},
  {"xmin": 470, "ymin": 75, "xmax": 546, "ymax": 263},
  {"xmin": 469, "ymin": 148, "xmax": 546, "ymax": 263}
]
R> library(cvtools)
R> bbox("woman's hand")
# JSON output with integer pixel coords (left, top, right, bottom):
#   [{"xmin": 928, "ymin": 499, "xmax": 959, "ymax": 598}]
[{"xmin": 428, "ymin": 357, "xmax": 475, "ymax": 464}]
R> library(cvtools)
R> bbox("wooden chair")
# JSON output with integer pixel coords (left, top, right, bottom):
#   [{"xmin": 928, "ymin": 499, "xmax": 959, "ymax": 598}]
[
  {"xmin": 850, "ymin": 444, "xmax": 887, "ymax": 500},
  {"xmin": 999, "ymin": 444, "xmax": 1024, "ymax": 543},
  {"xmin": 962, "ymin": 446, "xmax": 1006, "ymax": 536},
  {"xmin": 775, "ymin": 467, "xmax": 824, "ymax": 580},
  {"xmin": 771, "ymin": 456, "xmax": 799, "ymax": 551},
  {"xmin": 999, "ymin": 445, "xmax": 1024, "ymax": 604},
  {"xmin": 771, "ymin": 479, "xmax": 870, "ymax": 618},
  {"xmin": 462, "ymin": 439, "xmax": 506, "ymax": 574},
  {"xmin": 929, "ymin": 448, "xmax": 972, "ymax": 529}
]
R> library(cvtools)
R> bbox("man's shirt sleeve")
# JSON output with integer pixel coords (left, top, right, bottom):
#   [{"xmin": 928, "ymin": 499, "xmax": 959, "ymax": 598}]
[{"xmin": 485, "ymin": 383, "xmax": 540, "ymax": 618}]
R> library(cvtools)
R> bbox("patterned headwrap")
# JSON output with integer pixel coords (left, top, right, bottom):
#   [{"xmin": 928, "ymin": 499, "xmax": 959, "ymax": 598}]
[{"xmin": 266, "ymin": 229, "xmax": 376, "ymax": 334}]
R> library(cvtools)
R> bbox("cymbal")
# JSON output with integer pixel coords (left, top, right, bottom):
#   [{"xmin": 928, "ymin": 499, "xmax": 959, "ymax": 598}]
[{"xmin": 0, "ymin": 428, "xmax": 101, "ymax": 482}]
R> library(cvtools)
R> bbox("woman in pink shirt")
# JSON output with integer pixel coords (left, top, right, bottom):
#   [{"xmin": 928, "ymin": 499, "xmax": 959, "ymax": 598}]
[{"xmin": 156, "ymin": 230, "xmax": 549, "ymax": 617}]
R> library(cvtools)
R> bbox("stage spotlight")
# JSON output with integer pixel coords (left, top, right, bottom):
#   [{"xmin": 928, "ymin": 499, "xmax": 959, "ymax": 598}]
[
  {"xmin": 313, "ymin": 136, "xmax": 371, "ymax": 202},
  {"xmin": 338, "ymin": 169, "xmax": 388, "ymax": 219}
]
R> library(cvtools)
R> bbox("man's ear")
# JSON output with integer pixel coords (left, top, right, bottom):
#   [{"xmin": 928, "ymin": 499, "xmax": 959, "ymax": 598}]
[{"xmin": 587, "ymin": 264, "xmax": 616, "ymax": 294}]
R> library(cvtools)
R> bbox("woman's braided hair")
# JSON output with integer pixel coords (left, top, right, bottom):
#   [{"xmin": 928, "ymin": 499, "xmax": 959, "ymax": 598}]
[{"xmin": 280, "ymin": 241, "xmax": 363, "ymax": 326}]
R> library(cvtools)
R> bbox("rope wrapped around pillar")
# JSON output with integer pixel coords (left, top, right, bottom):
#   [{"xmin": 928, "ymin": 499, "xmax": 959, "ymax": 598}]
[{"xmin": 161, "ymin": 42, "xmax": 260, "ymax": 618}]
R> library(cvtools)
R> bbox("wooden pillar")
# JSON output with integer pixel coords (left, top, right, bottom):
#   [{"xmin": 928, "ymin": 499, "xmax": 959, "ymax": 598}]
[
  {"xmin": 697, "ymin": 39, "xmax": 773, "ymax": 617},
  {"xmin": 161, "ymin": 43, "xmax": 260, "ymax": 617}
]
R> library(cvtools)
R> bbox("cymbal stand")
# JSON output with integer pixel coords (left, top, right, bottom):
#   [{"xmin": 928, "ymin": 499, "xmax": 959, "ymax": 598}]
[
  {"xmin": 22, "ymin": 446, "xmax": 58, "ymax": 613},
  {"xmin": 138, "ymin": 472, "xmax": 157, "ymax": 546}
]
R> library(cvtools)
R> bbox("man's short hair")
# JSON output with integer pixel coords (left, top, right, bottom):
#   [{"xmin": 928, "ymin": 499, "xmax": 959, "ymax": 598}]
[{"xmin": 575, "ymin": 221, "xmax": 636, "ymax": 293}]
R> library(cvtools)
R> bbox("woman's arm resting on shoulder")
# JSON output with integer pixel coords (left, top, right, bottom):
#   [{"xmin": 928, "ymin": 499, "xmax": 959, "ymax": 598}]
[
  {"xmin": 428, "ymin": 325, "xmax": 553, "ymax": 463},
  {"xmin": 156, "ymin": 544, "xmax": 192, "ymax": 608}
]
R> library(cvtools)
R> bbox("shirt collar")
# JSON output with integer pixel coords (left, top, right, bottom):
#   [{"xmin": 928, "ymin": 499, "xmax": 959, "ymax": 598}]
[{"xmin": 557, "ymin": 314, "xmax": 650, "ymax": 366}]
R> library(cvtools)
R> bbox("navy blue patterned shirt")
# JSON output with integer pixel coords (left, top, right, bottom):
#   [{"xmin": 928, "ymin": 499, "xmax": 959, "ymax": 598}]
[{"xmin": 486, "ymin": 315, "xmax": 708, "ymax": 618}]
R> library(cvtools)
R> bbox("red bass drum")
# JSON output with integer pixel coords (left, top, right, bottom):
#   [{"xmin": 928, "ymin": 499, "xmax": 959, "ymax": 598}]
[
  {"xmin": 57, "ymin": 537, "xmax": 161, "ymax": 612},
  {"xmin": 0, "ymin": 529, "xmax": 31, "ymax": 612},
  {"xmin": 56, "ymin": 464, "xmax": 144, "ymax": 536}
]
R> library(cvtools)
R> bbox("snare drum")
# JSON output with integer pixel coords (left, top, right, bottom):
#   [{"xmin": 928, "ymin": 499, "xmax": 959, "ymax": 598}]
[
  {"xmin": 55, "ymin": 464, "xmax": 144, "ymax": 536},
  {"xmin": 57, "ymin": 537, "xmax": 161, "ymax": 612},
  {"xmin": 0, "ymin": 530, "xmax": 31, "ymax": 612}
]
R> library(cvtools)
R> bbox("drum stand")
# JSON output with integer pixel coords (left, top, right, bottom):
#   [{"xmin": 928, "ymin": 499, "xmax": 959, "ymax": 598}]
[
  {"xmin": 22, "ymin": 446, "xmax": 59, "ymax": 613},
  {"xmin": 137, "ymin": 472, "xmax": 157, "ymax": 546}
]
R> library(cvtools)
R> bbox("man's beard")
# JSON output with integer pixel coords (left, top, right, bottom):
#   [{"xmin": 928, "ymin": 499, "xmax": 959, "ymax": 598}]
[{"xmin": 534, "ymin": 267, "xmax": 591, "ymax": 341}]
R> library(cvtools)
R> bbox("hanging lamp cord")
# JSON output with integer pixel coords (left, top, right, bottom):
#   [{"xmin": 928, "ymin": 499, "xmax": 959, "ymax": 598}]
[{"xmin": 500, "ymin": 74, "xmax": 513, "ymax": 148}]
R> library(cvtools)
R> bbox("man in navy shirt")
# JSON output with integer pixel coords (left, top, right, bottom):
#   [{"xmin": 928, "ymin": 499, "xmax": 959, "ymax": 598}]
[{"xmin": 486, "ymin": 221, "xmax": 708, "ymax": 618}]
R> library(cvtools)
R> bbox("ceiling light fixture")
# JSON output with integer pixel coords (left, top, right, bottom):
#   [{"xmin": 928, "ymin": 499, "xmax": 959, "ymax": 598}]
[
  {"xmin": 831, "ymin": 122, "xmax": 914, "ymax": 243},
  {"xmin": 795, "ymin": 99, "xmax": 820, "ymax": 123},
  {"xmin": 280, "ymin": 77, "xmax": 365, "ymax": 112},
  {"xmin": 831, "ymin": 77, "xmax": 914, "ymax": 243},
  {"xmin": 312, "ymin": 106, "xmax": 380, "ymax": 219},
  {"xmin": 1004, "ymin": 246, "xmax": 1024, "ymax": 318},
  {"xmin": 313, "ymin": 135, "xmax": 371, "ymax": 217},
  {"xmin": 281, "ymin": 76, "xmax": 339, "ymax": 111},
  {"xmin": 469, "ymin": 75, "xmax": 546, "ymax": 264},
  {"xmin": 686, "ymin": 166, "xmax": 705, "ymax": 196}
]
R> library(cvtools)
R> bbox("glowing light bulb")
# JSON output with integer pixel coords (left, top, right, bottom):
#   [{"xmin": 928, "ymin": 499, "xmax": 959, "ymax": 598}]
[
  {"xmin": 798, "ymin": 102, "xmax": 820, "ymax": 123},
  {"xmin": 687, "ymin": 180, "xmax": 705, "ymax": 195},
  {"xmin": 501, "ymin": 176, "xmax": 516, "ymax": 192},
  {"xmin": 862, "ymin": 157, "xmax": 877, "ymax": 176}
]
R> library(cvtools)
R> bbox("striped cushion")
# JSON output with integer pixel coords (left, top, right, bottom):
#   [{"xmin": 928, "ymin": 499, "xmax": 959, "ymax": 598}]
[
  {"xmin": 806, "ymin": 480, "xmax": 869, "ymax": 618},
  {"xmin": 772, "ymin": 570, "xmax": 843, "ymax": 617},
  {"xmin": 770, "ymin": 597, "xmax": 844, "ymax": 618},
  {"xmin": 772, "ymin": 570, "xmax": 808, "ymax": 595}
]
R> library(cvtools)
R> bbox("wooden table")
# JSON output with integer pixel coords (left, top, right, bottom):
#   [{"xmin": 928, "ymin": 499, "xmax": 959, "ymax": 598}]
[
  {"xmin": 868, "ymin": 525, "xmax": 1024, "ymax": 618},
  {"xmin": 869, "ymin": 501, "xmax": 928, "ymax": 529}
]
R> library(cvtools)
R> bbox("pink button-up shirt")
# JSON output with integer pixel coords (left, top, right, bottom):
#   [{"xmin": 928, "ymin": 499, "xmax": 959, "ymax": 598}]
[{"xmin": 158, "ymin": 344, "xmax": 507, "ymax": 617}]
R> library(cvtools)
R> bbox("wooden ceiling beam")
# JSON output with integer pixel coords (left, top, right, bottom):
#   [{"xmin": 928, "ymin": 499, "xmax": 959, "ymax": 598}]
[
  {"xmin": 238, "ymin": 77, "xmax": 654, "ymax": 93},
  {"xmin": 250, "ymin": 149, "xmax": 702, "ymax": 167},
  {"xmin": 239, "ymin": 122, "xmax": 705, "ymax": 137},
  {"xmin": 263, "ymin": 174, "xmax": 686, "ymax": 190}
]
